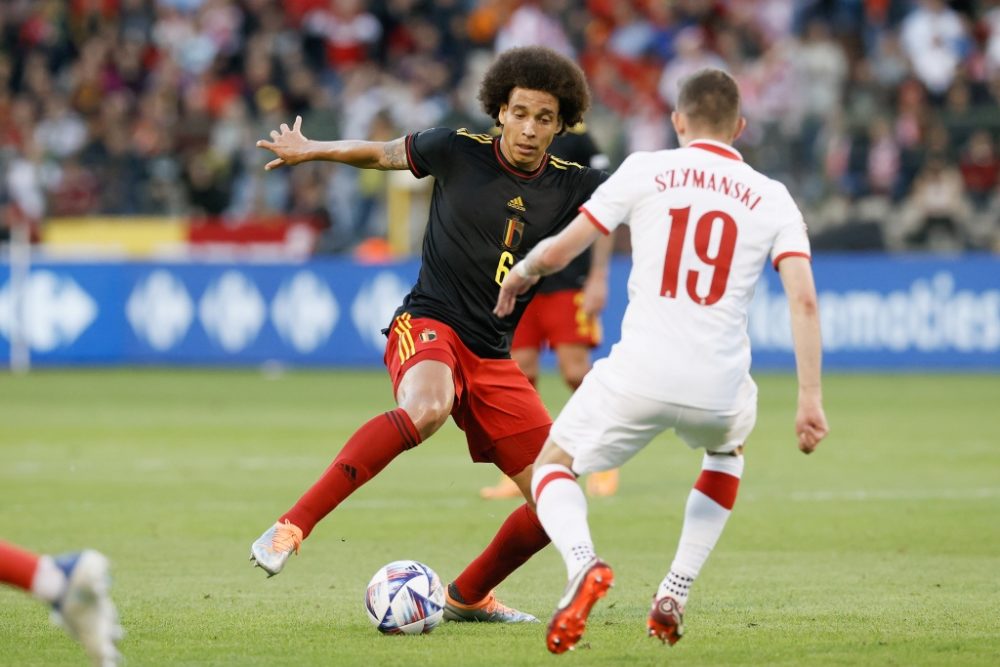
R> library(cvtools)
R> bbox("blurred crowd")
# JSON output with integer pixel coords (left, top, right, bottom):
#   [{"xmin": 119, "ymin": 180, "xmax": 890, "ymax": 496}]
[{"xmin": 1, "ymin": 0, "xmax": 999, "ymax": 253}]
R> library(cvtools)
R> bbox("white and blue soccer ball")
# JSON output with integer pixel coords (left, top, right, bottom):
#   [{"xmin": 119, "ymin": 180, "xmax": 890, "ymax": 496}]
[{"xmin": 365, "ymin": 560, "xmax": 445, "ymax": 635}]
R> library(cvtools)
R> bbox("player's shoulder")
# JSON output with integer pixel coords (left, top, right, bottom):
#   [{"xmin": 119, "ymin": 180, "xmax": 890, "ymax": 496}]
[
  {"xmin": 412, "ymin": 127, "xmax": 494, "ymax": 151},
  {"xmin": 454, "ymin": 127, "xmax": 494, "ymax": 145},
  {"xmin": 748, "ymin": 167, "xmax": 797, "ymax": 203},
  {"xmin": 547, "ymin": 154, "xmax": 587, "ymax": 171},
  {"xmin": 740, "ymin": 166, "xmax": 802, "ymax": 219},
  {"xmin": 545, "ymin": 152, "xmax": 607, "ymax": 187}
]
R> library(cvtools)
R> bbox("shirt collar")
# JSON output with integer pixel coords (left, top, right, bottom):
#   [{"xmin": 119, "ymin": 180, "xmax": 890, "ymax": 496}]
[{"xmin": 688, "ymin": 139, "xmax": 743, "ymax": 161}]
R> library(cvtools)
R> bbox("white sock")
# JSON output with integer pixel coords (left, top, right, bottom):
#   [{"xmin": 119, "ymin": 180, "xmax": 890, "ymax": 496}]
[
  {"xmin": 532, "ymin": 463, "xmax": 595, "ymax": 579},
  {"xmin": 31, "ymin": 556, "xmax": 66, "ymax": 604},
  {"xmin": 657, "ymin": 570, "xmax": 694, "ymax": 606},
  {"xmin": 662, "ymin": 453, "xmax": 744, "ymax": 605}
]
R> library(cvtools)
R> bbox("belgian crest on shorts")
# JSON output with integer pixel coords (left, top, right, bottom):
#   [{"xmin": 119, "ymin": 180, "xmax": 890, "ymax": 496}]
[{"xmin": 419, "ymin": 329, "xmax": 437, "ymax": 343}]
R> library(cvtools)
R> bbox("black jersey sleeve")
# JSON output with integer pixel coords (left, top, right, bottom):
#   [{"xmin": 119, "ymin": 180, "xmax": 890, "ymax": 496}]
[
  {"xmin": 405, "ymin": 127, "xmax": 455, "ymax": 180},
  {"xmin": 584, "ymin": 168, "xmax": 611, "ymax": 201}
]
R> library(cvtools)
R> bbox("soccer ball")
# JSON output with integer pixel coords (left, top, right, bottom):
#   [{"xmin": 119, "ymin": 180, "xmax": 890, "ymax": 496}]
[{"xmin": 365, "ymin": 560, "xmax": 445, "ymax": 635}]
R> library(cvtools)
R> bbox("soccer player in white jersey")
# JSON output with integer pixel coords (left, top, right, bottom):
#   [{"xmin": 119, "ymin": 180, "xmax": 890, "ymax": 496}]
[{"xmin": 494, "ymin": 68, "xmax": 829, "ymax": 654}]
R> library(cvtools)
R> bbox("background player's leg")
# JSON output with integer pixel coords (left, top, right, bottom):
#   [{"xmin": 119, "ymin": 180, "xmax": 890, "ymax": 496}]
[
  {"xmin": 553, "ymin": 343, "xmax": 588, "ymax": 391},
  {"xmin": 251, "ymin": 360, "xmax": 451, "ymax": 576},
  {"xmin": 512, "ymin": 347, "xmax": 540, "ymax": 387}
]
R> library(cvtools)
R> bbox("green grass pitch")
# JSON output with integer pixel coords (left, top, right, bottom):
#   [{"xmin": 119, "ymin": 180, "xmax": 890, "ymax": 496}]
[{"xmin": 1, "ymin": 370, "xmax": 998, "ymax": 666}]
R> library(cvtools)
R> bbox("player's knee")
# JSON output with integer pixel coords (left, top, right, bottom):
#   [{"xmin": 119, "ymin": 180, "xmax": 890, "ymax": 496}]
[
  {"xmin": 557, "ymin": 355, "xmax": 590, "ymax": 390},
  {"xmin": 707, "ymin": 444, "xmax": 744, "ymax": 457},
  {"xmin": 402, "ymin": 398, "xmax": 452, "ymax": 440},
  {"xmin": 562, "ymin": 367, "xmax": 589, "ymax": 391},
  {"xmin": 534, "ymin": 439, "xmax": 573, "ymax": 468}
]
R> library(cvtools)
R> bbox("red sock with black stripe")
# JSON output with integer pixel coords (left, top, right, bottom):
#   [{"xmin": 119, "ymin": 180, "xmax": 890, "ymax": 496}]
[
  {"xmin": 281, "ymin": 408, "xmax": 421, "ymax": 538},
  {"xmin": 450, "ymin": 502, "xmax": 550, "ymax": 604},
  {"xmin": 0, "ymin": 541, "xmax": 40, "ymax": 591},
  {"xmin": 660, "ymin": 452, "xmax": 744, "ymax": 605},
  {"xmin": 531, "ymin": 463, "xmax": 596, "ymax": 580}
]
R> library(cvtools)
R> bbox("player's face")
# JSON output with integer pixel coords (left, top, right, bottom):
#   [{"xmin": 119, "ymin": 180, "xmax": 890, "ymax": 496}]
[{"xmin": 498, "ymin": 87, "xmax": 563, "ymax": 171}]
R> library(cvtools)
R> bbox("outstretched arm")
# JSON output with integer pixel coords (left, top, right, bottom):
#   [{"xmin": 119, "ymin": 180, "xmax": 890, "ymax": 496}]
[
  {"xmin": 778, "ymin": 256, "xmax": 829, "ymax": 454},
  {"xmin": 256, "ymin": 115, "xmax": 409, "ymax": 171},
  {"xmin": 494, "ymin": 212, "xmax": 604, "ymax": 317}
]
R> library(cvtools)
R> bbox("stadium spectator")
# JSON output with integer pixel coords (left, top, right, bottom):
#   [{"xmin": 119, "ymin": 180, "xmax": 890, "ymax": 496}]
[
  {"xmin": 894, "ymin": 156, "xmax": 974, "ymax": 250},
  {"xmin": 0, "ymin": 1, "xmax": 998, "ymax": 253},
  {"xmin": 900, "ymin": 0, "xmax": 970, "ymax": 99},
  {"xmin": 494, "ymin": 0, "xmax": 574, "ymax": 58},
  {"xmin": 657, "ymin": 27, "xmax": 727, "ymax": 108},
  {"xmin": 959, "ymin": 129, "xmax": 1000, "ymax": 210},
  {"xmin": 0, "ymin": 541, "xmax": 122, "ymax": 666}
]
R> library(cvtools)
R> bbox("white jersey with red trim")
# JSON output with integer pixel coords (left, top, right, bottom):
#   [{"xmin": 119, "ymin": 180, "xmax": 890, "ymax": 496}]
[{"xmin": 581, "ymin": 139, "xmax": 810, "ymax": 410}]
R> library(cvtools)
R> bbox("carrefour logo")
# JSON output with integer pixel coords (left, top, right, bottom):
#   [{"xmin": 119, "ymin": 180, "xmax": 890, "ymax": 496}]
[
  {"xmin": 0, "ymin": 271, "xmax": 97, "ymax": 351},
  {"xmin": 199, "ymin": 271, "xmax": 266, "ymax": 352},
  {"xmin": 351, "ymin": 272, "xmax": 411, "ymax": 350},
  {"xmin": 271, "ymin": 271, "xmax": 339, "ymax": 353},
  {"xmin": 127, "ymin": 270, "xmax": 194, "ymax": 351}
]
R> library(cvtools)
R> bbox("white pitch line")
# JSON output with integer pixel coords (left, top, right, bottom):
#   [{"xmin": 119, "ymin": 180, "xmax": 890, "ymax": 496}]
[{"xmin": 786, "ymin": 487, "xmax": 1000, "ymax": 502}]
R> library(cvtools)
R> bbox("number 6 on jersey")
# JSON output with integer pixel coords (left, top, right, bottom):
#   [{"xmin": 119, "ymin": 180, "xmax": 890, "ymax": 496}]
[{"xmin": 661, "ymin": 206, "xmax": 737, "ymax": 306}]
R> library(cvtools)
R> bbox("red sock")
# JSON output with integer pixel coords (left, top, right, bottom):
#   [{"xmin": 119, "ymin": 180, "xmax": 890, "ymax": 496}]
[
  {"xmin": 694, "ymin": 470, "xmax": 740, "ymax": 510},
  {"xmin": 281, "ymin": 408, "xmax": 421, "ymax": 538},
  {"xmin": 451, "ymin": 503, "xmax": 550, "ymax": 603},
  {"xmin": 0, "ymin": 541, "xmax": 40, "ymax": 591}
]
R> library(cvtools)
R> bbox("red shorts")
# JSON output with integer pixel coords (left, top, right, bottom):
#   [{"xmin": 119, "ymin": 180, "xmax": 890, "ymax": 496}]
[
  {"xmin": 384, "ymin": 314, "xmax": 551, "ymax": 476},
  {"xmin": 511, "ymin": 289, "xmax": 602, "ymax": 351}
]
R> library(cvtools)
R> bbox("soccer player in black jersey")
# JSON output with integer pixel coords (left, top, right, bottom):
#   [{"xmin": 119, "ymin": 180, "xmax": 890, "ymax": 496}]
[
  {"xmin": 480, "ymin": 125, "xmax": 622, "ymax": 500},
  {"xmin": 250, "ymin": 47, "xmax": 607, "ymax": 623}
]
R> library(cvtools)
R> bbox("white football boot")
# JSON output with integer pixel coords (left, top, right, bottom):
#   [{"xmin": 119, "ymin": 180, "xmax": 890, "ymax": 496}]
[
  {"xmin": 249, "ymin": 520, "xmax": 303, "ymax": 576},
  {"xmin": 51, "ymin": 550, "xmax": 123, "ymax": 667}
]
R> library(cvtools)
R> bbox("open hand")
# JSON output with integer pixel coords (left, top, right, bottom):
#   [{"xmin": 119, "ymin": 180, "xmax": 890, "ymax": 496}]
[{"xmin": 256, "ymin": 115, "xmax": 309, "ymax": 170}]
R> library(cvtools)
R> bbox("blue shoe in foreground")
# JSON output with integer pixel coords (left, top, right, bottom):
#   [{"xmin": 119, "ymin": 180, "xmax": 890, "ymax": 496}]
[
  {"xmin": 647, "ymin": 594, "xmax": 684, "ymax": 645},
  {"xmin": 443, "ymin": 586, "xmax": 538, "ymax": 623},
  {"xmin": 52, "ymin": 550, "xmax": 123, "ymax": 667},
  {"xmin": 546, "ymin": 558, "xmax": 614, "ymax": 654},
  {"xmin": 250, "ymin": 520, "xmax": 303, "ymax": 577}
]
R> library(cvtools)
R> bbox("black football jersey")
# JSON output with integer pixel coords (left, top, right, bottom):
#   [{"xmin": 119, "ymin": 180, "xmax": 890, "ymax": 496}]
[
  {"xmin": 394, "ymin": 127, "xmax": 607, "ymax": 358},
  {"xmin": 542, "ymin": 128, "xmax": 611, "ymax": 293}
]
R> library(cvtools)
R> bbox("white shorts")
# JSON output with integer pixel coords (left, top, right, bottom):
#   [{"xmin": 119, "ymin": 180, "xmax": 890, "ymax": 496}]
[{"xmin": 549, "ymin": 364, "xmax": 757, "ymax": 475}]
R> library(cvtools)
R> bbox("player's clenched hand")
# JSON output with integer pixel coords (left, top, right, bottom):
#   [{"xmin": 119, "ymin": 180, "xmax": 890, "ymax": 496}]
[
  {"xmin": 494, "ymin": 265, "xmax": 537, "ymax": 318},
  {"xmin": 256, "ymin": 115, "xmax": 310, "ymax": 170},
  {"xmin": 580, "ymin": 274, "xmax": 608, "ymax": 316},
  {"xmin": 795, "ymin": 392, "xmax": 828, "ymax": 454}
]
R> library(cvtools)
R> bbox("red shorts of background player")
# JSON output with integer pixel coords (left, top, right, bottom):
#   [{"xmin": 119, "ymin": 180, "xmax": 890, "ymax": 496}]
[
  {"xmin": 384, "ymin": 314, "xmax": 551, "ymax": 477},
  {"xmin": 511, "ymin": 288, "xmax": 602, "ymax": 351}
]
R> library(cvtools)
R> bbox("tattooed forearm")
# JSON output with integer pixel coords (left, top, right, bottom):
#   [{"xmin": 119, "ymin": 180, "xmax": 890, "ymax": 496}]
[{"xmin": 379, "ymin": 138, "xmax": 409, "ymax": 170}]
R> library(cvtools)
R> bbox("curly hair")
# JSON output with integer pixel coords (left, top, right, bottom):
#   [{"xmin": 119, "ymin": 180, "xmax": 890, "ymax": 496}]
[{"xmin": 478, "ymin": 47, "xmax": 590, "ymax": 134}]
